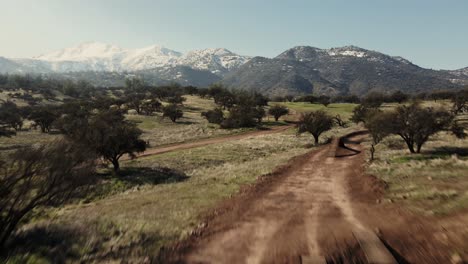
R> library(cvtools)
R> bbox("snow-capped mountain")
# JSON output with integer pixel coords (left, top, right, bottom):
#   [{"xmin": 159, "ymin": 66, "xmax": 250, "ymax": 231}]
[
  {"xmin": 5, "ymin": 42, "xmax": 250, "ymax": 75},
  {"xmin": 179, "ymin": 48, "xmax": 251, "ymax": 75}
]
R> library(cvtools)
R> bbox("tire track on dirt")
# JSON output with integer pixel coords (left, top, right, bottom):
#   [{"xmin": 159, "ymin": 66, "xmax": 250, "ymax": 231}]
[{"xmin": 177, "ymin": 133, "xmax": 370, "ymax": 263}]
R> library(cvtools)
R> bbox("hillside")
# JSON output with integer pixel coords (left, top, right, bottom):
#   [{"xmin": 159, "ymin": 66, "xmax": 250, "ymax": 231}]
[{"xmin": 222, "ymin": 46, "xmax": 465, "ymax": 96}]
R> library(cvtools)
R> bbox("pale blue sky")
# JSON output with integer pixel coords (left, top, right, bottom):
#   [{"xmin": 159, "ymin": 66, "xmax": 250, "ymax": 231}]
[{"xmin": 1, "ymin": 0, "xmax": 467, "ymax": 69}]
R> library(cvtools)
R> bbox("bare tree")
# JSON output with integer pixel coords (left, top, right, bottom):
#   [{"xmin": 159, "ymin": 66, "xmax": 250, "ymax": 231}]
[{"xmin": 0, "ymin": 141, "xmax": 96, "ymax": 250}]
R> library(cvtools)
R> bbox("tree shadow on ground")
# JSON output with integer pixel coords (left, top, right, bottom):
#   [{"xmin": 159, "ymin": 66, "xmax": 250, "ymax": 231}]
[
  {"xmin": 5, "ymin": 223, "xmax": 165, "ymax": 263},
  {"xmin": 83, "ymin": 167, "xmax": 189, "ymax": 201},
  {"xmin": 427, "ymin": 146, "xmax": 468, "ymax": 157},
  {"xmin": 4, "ymin": 224, "xmax": 82, "ymax": 263},
  {"xmin": 98, "ymin": 166, "xmax": 189, "ymax": 186}
]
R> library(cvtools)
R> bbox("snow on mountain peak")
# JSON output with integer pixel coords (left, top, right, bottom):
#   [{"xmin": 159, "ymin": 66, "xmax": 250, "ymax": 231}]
[
  {"xmin": 23, "ymin": 42, "xmax": 250, "ymax": 74},
  {"xmin": 35, "ymin": 42, "xmax": 124, "ymax": 61},
  {"xmin": 327, "ymin": 46, "xmax": 368, "ymax": 58}
]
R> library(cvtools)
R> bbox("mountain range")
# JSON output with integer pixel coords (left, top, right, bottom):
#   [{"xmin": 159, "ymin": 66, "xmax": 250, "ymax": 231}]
[{"xmin": 1, "ymin": 42, "xmax": 467, "ymax": 96}]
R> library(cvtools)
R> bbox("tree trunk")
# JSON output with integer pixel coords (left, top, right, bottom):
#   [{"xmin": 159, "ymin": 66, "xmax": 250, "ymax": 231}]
[
  {"xmin": 313, "ymin": 135, "xmax": 319, "ymax": 145},
  {"xmin": 370, "ymin": 144, "xmax": 375, "ymax": 161},
  {"xmin": 111, "ymin": 158, "xmax": 120, "ymax": 172},
  {"xmin": 274, "ymin": 116, "xmax": 279, "ymax": 121},
  {"xmin": 403, "ymin": 139, "xmax": 415, "ymax": 153},
  {"xmin": 416, "ymin": 144, "xmax": 422, "ymax": 153}
]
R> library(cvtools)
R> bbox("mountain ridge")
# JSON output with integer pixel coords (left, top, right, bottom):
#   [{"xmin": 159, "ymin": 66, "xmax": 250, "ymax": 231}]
[{"xmin": 0, "ymin": 43, "xmax": 466, "ymax": 95}]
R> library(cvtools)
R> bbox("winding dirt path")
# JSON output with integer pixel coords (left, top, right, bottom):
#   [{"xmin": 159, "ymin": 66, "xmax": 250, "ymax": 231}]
[
  {"xmin": 128, "ymin": 125, "xmax": 294, "ymax": 160},
  {"xmin": 173, "ymin": 133, "xmax": 370, "ymax": 263}
]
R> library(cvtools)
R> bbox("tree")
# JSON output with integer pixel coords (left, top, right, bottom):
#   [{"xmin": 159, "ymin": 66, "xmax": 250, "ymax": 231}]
[
  {"xmin": 389, "ymin": 90, "xmax": 408, "ymax": 104},
  {"xmin": 389, "ymin": 103, "xmax": 455, "ymax": 153},
  {"xmin": 364, "ymin": 112, "xmax": 392, "ymax": 160},
  {"xmin": 140, "ymin": 99, "xmax": 162, "ymax": 115},
  {"xmin": 333, "ymin": 115, "xmax": 347, "ymax": 127},
  {"xmin": 167, "ymin": 94, "xmax": 186, "ymax": 105},
  {"xmin": 351, "ymin": 105, "xmax": 381, "ymax": 124},
  {"xmin": 252, "ymin": 92, "xmax": 269, "ymax": 106},
  {"xmin": 162, "ymin": 104, "xmax": 183, "ymax": 123},
  {"xmin": 29, "ymin": 106, "xmax": 59, "ymax": 133},
  {"xmin": 125, "ymin": 77, "xmax": 145, "ymax": 93},
  {"xmin": 253, "ymin": 106, "xmax": 266, "ymax": 123},
  {"xmin": 297, "ymin": 110, "xmax": 334, "ymax": 144},
  {"xmin": 0, "ymin": 102, "xmax": 23, "ymax": 131},
  {"xmin": 125, "ymin": 93, "xmax": 146, "ymax": 114},
  {"xmin": 318, "ymin": 95, "xmax": 331, "ymax": 107},
  {"xmin": 221, "ymin": 104, "xmax": 258, "ymax": 129},
  {"xmin": 213, "ymin": 90, "xmax": 235, "ymax": 109},
  {"xmin": 285, "ymin": 95, "xmax": 294, "ymax": 102},
  {"xmin": 65, "ymin": 110, "xmax": 146, "ymax": 172},
  {"xmin": 268, "ymin": 105, "xmax": 289, "ymax": 121},
  {"xmin": 0, "ymin": 141, "xmax": 96, "ymax": 250},
  {"xmin": 362, "ymin": 92, "xmax": 386, "ymax": 108},
  {"xmin": 452, "ymin": 89, "xmax": 468, "ymax": 115},
  {"xmin": 201, "ymin": 108, "xmax": 224, "ymax": 124}
]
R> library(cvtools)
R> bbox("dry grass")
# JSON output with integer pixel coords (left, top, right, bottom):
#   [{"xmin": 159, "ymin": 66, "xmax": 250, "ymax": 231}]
[
  {"xmin": 367, "ymin": 130, "xmax": 468, "ymax": 215},
  {"xmin": 11, "ymin": 130, "xmax": 316, "ymax": 263}
]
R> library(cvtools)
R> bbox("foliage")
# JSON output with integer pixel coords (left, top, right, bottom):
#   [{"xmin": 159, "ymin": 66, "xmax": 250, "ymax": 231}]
[
  {"xmin": 452, "ymin": 89, "xmax": 468, "ymax": 114},
  {"xmin": 389, "ymin": 90, "xmax": 408, "ymax": 104},
  {"xmin": 350, "ymin": 104, "xmax": 381, "ymax": 124},
  {"xmin": 364, "ymin": 112, "xmax": 393, "ymax": 160},
  {"xmin": 318, "ymin": 95, "xmax": 331, "ymax": 107},
  {"xmin": 63, "ymin": 110, "xmax": 147, "ymax": 172},
  {"xmin": 268, "ymin": 105, "xmax": 289, "ymax": 121},
  {"xmin": 297, "ymin": 110, "xmax": 334, "ymax": 144},
  {"xmin": 201, "ymin": 108, "xmax": 224, "ymax": 124},
  {"xmin": 0, "ymin": 101, "xmax": 23, "ymax": 132},
  {"xmin": 28, "ymin": 106, "xmax": 59, "ymax": 133},
  {"xmin": 140, "ymin": 99, "xmax": 162, "ymax": 116},
  {"xmin": 162, "ymin": 104, "xmax": 184, "ymax": 123},
  {"xmin": 388, "ymin": 103, "xmax": 456, "ymax": 153},
  {"xmin": 362, "ymin": 92, "xmax": 386, "ymax": 108}
]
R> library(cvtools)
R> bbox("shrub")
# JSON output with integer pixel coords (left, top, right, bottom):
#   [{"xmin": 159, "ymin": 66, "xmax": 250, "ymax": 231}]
[
  {"xmin": 162, "ymin": 104, "xmax": 183, "ymax": 123},
  {"xmin": 268, "ymin": 105, "xmax": 289, "ymax": 121},
  {"xmin": 201, "ymin": 108, "xmax": 224, "ymax": 124},
  {"xmin": 297, "ymin": 110, "xmax": 334, "ymax": 144}
]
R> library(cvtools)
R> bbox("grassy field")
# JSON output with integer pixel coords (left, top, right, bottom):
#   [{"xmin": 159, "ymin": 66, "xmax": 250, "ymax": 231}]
[
  {"xmin": 0, "ymin": 95, "xmax": 287, "ymax": 153},
  {"xmin": 273, "ymin": 102, "xmax": 358, "ymax": 118},
  {"xmin": 126, "ymin": 96, "xmax": 259, "ymax": 147},
  {"xmin": 365, "ymin": 102, "xmax": 468, "ymax": 215},
  {"xmin": 7, "ymin": 111, "xmax": 359, "ymax": 263}
]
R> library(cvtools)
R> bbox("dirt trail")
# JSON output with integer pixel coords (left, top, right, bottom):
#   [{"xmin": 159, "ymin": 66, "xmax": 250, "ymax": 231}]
[
  {"xmin": 179, "ymin": 133, "xmax": 369, "ymax": 263},
  {"xmin": 127, "ymin": 125, "xmax": 293, "ymax": 160}
]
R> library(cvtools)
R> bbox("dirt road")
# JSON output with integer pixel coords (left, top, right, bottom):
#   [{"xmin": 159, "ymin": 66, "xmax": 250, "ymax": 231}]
[
  {"xmin": 167, "ymin": 133, "xmax": 370, "ymax": 263},
  {"xmin": 129, "ymin": 125, "xmax": 294, "ymax": 160},
  {"xmin": 159, "ymin": 131, "xmax": 468, "ymax": 263}
]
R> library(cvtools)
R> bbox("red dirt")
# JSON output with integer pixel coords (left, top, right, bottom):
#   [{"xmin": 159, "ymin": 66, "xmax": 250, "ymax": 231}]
[{"xmin": 158, "ymin": 132, "xmax": 468, "ymax": 263}]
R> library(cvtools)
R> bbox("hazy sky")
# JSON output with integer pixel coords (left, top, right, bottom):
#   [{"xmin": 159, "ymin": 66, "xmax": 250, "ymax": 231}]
[{"xmin": 1, "ymin": 0, "xmax": 467, "ymax": 69}]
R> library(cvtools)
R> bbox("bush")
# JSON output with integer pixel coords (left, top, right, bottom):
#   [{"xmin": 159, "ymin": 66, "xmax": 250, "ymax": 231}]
[
  {"xmin": 221, "ymin": 104, "xmax": 258, "ymax": 129},
  {"xmin": 162, "ymin": 104, "xmax": 183, "ymax": 123},
  {"xmin": 268, "ymin": 105, "xmax": 289, "ymax": 121},
  {"xmin": 201, "ymin": 108, "xmax": 224, "ymax": 124},
  {"xmin": 297, "ymin": 110, "xmax": 334, "ymax": 144}
]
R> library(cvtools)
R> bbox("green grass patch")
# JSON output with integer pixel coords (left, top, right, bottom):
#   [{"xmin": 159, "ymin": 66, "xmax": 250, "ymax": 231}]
[{"xmin": 275, "ymin": 102, "xmax": 357, "ymax": 118}]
